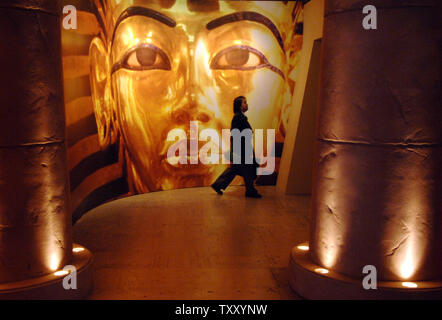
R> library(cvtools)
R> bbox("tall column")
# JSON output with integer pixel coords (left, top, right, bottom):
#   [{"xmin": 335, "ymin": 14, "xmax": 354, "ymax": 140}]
[
  {"xmin": 289, "ymin": 0, "xmax": 442, "ymax": 299},
  {"xmin": 0, "ymin": 0, "xmax": 92, "ymax": 298}
]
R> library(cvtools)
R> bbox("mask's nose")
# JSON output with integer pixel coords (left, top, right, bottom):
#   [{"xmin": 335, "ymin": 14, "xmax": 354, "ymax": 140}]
[{"xmin": 171, "ymin": 42, "xmax": 212, "ymax": 125}]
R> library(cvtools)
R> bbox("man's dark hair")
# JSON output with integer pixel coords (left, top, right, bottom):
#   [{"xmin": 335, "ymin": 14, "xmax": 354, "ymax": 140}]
[{"xmin": 233, "ymin": 96, "xmax": 246, "ymax": 114}]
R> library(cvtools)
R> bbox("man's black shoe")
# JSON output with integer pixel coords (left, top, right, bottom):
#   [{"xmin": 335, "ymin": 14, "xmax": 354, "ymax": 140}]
[
  {"xmin": 211, "ymin": 184, "xmax": 223, "ymax": 195},
  {"xmin": 245, "ymin": 192, "xmax": 262, "ymax": 198}
]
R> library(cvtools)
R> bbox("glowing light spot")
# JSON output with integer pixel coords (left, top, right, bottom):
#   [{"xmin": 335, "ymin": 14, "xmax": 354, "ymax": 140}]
[
  {"xmin": 195, "ymin": 39, "xmax": 212, "ymax": 78},
  {"xmin": 392, "ymin": 180, "xmax": 428, "ymax": 280},
  {"xmin": 73, "ymin": 247, "xmax": 85, "ymax": 253},
  {"xmin": 54, "ymin": 270, "xmax": 69, "ymax": 277},
  {"xmin": 315, "ymin": 268, "xmax": 329, "ymax": 274},
  {"xmin": 49, "ymin": 253, "xmax": 60, "ymax": 271},
  {"xmin": 399, "ymin": 248, "xmax": 415, "ymax": 280},
  {"xmin": 297, "ymin": 245, "xmax": 309, "ymax": 251},
  {"xmin": 122, "ymin": 28, "xmax": 135, "ymax": 46},
  {"xmin": 234, "ymin": 40, "xmax": 242, "ymax": 45},
  {"xmin": 402, "ymin": 282, "xmax": 418, "ymax": 288}
]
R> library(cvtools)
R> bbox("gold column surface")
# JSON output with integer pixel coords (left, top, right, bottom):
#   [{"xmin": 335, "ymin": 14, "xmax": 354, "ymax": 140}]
[
  {"xmin": 289, "ymin": 0, "xmax": 441, "ymax": 299},
  {"xmin": 0, "ymin": 1, "xmax": 72, "ymax": 283}
]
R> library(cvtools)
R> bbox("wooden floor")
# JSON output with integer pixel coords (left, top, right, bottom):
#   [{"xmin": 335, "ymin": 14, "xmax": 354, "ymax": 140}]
[{"xmin": 73, "ymin": 186, "xmax": 310, "ymax": 299}]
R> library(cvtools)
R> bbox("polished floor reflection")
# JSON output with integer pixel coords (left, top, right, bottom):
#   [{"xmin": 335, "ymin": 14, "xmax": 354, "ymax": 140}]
[{"xmin": 73, "ymin": 186, "xmax": 310, "ymax": 299}]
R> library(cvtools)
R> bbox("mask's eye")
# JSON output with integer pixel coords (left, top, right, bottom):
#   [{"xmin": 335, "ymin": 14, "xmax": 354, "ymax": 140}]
[
  {"xmin": 112, "ymin": 44, "xmax": 171, "ymax": 73},
  {"xmin": 211, "ymin": 45, "xmax": 268, "ymax": 70}
]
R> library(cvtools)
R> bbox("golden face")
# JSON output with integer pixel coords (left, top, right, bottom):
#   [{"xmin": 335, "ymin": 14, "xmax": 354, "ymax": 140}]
[{"xmin": 90, "ymin": 0, "xmax": 301, "ymax": 193}]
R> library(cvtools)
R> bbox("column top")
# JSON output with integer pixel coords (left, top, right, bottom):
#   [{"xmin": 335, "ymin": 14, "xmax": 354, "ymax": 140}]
[
  {"xmin": 326, "ymin": 0, "xmax": 438, "ymax": 16},
  {"xmin": 1, "ymin": 0, "xmax": 61, "ymax": 16}
]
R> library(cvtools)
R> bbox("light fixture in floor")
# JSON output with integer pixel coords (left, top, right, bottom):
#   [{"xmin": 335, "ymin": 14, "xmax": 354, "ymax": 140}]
[
  {"xmin": 54, "ymin": 270, "xmax": 69, "ymax": 277},
  {"xmin": 297, "ymin": 244, "xmax": 309, "ymax": 251},
  {"xmin": 401, "ymin": 282, "xmax": 418, "ymax": 288},
  {"xmin": 314, "ymin": 268, "xmax": 329, "ymax": 274}
]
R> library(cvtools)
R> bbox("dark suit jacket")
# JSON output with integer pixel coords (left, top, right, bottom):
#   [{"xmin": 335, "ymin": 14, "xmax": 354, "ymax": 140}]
[{"xmin": 230, "ymin": 112, "xmax": 258, "ymax": 179}]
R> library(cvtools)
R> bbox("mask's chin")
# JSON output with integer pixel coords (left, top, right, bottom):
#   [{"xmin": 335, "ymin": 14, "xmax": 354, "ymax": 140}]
[{"xmin": 159, "ymin": 157, "xmax": 217, "ymax": 188}]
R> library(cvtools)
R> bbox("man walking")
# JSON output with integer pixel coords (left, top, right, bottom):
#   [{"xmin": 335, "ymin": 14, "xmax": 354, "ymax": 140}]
[{"xmin": 211, "ymin": 96, "xmax": 262, "ymax": 198}]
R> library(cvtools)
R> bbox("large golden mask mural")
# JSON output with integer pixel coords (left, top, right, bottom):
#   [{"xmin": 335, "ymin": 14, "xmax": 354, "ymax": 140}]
[{"xmin": 63, "ymin": 0, "xmax": 303, "ymax": 220}]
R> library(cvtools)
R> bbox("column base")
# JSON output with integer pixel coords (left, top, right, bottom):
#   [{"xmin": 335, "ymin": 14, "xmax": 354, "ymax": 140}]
[
  {"xmin": 0, "ymin": 244, "xmax": 93, "ymax": 299},
  {"xmin": 289, "ymin": 243, "xmax": 442, "ymax": 300}
]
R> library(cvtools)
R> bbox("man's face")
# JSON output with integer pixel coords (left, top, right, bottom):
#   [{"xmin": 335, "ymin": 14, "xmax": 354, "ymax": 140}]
[
  {"xmin": 92, "ymin": 0, "xmax": 298, "ymax": 192},
  {"xmin": 241, "ymin": 98, "xmax": 248, "ymax": 113}
]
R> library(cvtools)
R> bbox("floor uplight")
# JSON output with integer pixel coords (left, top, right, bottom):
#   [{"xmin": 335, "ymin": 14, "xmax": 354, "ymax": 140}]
[
  {"xmin": 402, "ymin": 282, "xmax": 418, "ymax": 288},
  {"xmin": 314, "ymin": 268, "xmax": 329, "ymax": 274}
]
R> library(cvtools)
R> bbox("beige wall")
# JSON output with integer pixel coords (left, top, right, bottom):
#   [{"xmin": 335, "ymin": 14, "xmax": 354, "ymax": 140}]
[{"xmin": 277, "ymin": 0, "xmax": 324, "ymax": 194}]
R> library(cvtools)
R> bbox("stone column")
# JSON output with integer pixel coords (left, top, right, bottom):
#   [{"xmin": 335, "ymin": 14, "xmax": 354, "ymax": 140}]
[
  {"xmin": 289, "ymin": 0, "xmax": 442, "ymax": 299},
  {"xmin": 0, "ymin": 0, "xmax": 92, "ymax": 298},
  {"xmin": 0, "ymin": 0, "xmax": 71, "ymax": 283}
]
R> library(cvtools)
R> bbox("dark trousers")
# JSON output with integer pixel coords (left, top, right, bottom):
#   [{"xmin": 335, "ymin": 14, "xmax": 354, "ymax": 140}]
[{"xmin": 212, "ymin": 166, "xmax": 257, "ymax": 194}]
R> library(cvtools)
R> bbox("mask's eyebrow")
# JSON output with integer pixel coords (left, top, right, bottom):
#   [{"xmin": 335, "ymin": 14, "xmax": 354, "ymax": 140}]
[
  {"xmin": 206, "ymin": 11, "xmax": 284, "ymax": 52},
  {"xmin": 111, "ymin": 6, "xmax": 177, "ymax": 48}
]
